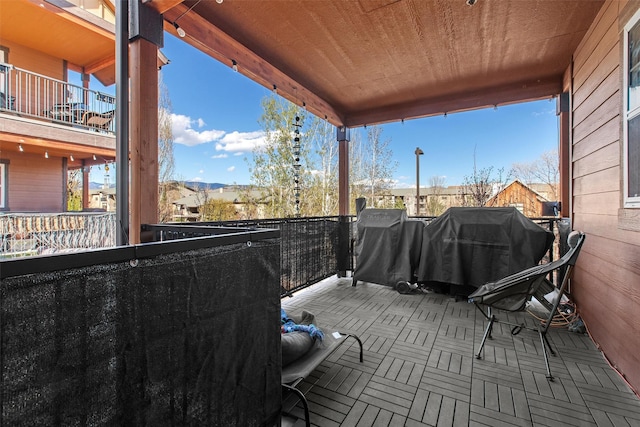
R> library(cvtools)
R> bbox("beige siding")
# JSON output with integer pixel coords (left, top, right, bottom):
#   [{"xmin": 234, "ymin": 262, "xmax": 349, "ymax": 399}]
[
  {"xmin": 571, "ymin": 0, "xmax": 640, "ymax": 393},
  {"xmin": 2, "ymin": 40, "xmax": 64, "ymax": 80},
  {"xmin": 1, "ymin": 41, "xmax": 67, "ymax": 115},
  {"xmin": 3, "ymin": 151, "xmax": 64, "ymax": 212}
]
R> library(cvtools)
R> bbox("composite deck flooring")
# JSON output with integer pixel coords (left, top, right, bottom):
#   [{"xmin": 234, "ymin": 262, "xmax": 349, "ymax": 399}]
[{"xmin": 281, "ymin": 276, "xmax": 640, "ymax": 427}]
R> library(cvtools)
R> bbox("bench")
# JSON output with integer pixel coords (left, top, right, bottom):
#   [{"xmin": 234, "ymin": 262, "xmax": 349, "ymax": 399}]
[{"xmin": 282, "ymin": 331, "xmax": 363, "ymax": 427}]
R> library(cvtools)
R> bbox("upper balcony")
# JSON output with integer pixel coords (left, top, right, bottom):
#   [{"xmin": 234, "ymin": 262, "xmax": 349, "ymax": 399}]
[
  {"xmin": 0, "ymin": 63, "xmax": 116, "ymax": 134},
  {"xmin": 0, "ymin": 62, "xmax": 116, "ymax": 168}
]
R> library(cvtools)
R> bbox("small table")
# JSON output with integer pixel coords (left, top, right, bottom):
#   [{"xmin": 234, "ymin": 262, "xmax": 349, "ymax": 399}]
[{"xmin": 47, "ymin": 103, "xmax": 88, "ymax": 123}]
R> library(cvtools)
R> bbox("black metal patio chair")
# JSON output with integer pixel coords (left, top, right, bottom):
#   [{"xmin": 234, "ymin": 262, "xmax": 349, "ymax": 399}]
[
  {"xmin": 468, "ymin": 230, "xmax": 586, "ymax": 380},
  {"xmin": 282, "ymin": 330, "xmax": 363, "ymax": 427}
]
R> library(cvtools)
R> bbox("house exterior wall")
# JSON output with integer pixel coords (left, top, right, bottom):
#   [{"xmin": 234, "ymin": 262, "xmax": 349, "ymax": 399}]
[
  {"xmin": 570, "ymin": 0, "xmax": 640, "ymax": 393},
  {"xmin": 487, "ymin": 181, "xmax": 546, "ymax": 217},
  {"xmin": 1, "ymin": 40, "xmax": 66, "ymax": 110},
  {"xmin": 1, "ymin": 151, "xmax": 64, "ymax": 212},
  {"xmin": 2, "ymin": 40, "xmax": 64, "ymax": 80}
]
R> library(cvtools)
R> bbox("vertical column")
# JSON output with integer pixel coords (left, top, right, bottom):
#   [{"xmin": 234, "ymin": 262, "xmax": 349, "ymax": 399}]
[
  {"xmin": 115, "ymin": 0, "xmax": 129, "ymax": 245},
  {"xmin": 337, "ymin": 126, "xmax": 351, "ymax": 276},
  {"xmin": 338, "ymin": 126, "xmax": 350, "ymax": 216},
  {"xmin": 557, "ymin": 92, "xmax": 570, "ymax": 218},
  {"xmin": 127, "ymin": 0, "xmax": 163, "ymax": 243},
  {"xmin": 82, "ymin": 163, "xmax": 90, "ymax": 210}
]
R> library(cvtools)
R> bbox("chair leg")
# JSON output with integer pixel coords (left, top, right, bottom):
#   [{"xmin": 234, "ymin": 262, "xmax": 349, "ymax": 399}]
[
  {"xmin": 476, "ymin": 315, "xmax": 495, "ymax": 359},
  {"xmin": 538, "ymin": 330, "xmax": 554, "ymax": 381},
  {"xmin": 282, "ymin": 383, "xmax": 310, "ymax": 427}
]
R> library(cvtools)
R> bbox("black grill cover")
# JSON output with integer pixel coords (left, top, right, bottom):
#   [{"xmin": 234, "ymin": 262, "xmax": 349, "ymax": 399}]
[
  {"xmin": 353, "ymin": 209, "xmax": 426, "ymax": 286},
  {"xmin": 417, "ymin": 207, "xmax": 554, "ymax": 289}
]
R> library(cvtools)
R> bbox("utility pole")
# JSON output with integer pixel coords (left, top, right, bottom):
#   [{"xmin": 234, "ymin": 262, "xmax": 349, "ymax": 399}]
[{"xmin": 415, "ymin": 147, "xmax": 424, "ymax": 215}]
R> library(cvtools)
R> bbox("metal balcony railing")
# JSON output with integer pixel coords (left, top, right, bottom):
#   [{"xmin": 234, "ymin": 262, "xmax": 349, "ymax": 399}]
[
  {"xmin": 0, "ymin": 63, "xmax": 116, "ymax": 134},
  {"xmin": 0, "ymin": 213, "xmax": 116, "ymax": 258},
  {"xmin": 1, "ymin": 212, "xmax": 566, "ymax": 296}
]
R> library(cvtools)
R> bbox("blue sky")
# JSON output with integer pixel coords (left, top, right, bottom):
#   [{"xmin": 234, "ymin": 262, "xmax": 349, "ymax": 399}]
[{"xmin": 91, "ymin": 34, "xmax": 559, "ymax": 188}]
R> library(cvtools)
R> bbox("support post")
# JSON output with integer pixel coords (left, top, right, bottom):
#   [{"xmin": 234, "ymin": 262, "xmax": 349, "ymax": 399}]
[
  {"xmin": 337, "ymin": 126, "xmax": 351, "ymax": 276},
  {"xmin": 82, "ymin": 163, "xmax": 90, "ymax": 210},
  {"xmin": 338, "ymin": 126, "xmax": 350, "ymax": 216},
  {"xmin": 115, "ymin": 0, "xmax": 129, "ymax": 244},
  {"xmin": 415, "ymin": 147, "xmax": 424, "ymax": 216},
  {"xmin": 127, "ymin": 0, "xmax": 163, "ymax": 243},
  {"xmin": 557, "ymin": 92, "xmax": 570, "ymax": 218}
]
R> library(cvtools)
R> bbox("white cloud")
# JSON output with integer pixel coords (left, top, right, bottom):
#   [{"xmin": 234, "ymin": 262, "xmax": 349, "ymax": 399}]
[
  {"xmin": 215, "ymin": 131, "xmax": 266, "ymax": 153},
  {"xmin": 191, "ymin": 176, "xmax": 202, "ymax": 182},
  {"xmin": 227, "ymin": 166, "xmax": 236, "ymax": 172},
  {"xmin": 211, "ymin": 154, "xmax": 228, "ymax": 159},
  {"xmin": 171, "ymin": 113, "xmax": 225, "ymax": 147}
]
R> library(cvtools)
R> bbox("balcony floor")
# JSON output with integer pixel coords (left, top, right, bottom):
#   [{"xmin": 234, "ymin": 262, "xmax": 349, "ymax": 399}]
[{"xmin": 281, "ymin": 276, "xmax": 640, "ymax": 426}]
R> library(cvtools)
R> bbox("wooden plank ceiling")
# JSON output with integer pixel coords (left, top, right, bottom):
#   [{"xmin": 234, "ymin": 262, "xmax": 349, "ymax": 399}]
[
  {"xmin": 0, "ymin": 0, "xmax": 117, "ymax": 85},
  {"xmin": 155, "ymin": 0, "xmax": 604, "ymax": 128}
]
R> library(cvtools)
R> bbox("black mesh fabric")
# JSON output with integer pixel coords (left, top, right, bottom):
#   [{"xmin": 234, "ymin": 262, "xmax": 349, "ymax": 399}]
[
  {"xmin": 1, "ymin": 239, "xmax": 281, "ymax": 426},
  {"xmin": 148, "ymin": 217, "xmax": 353, "ymax": 295}
]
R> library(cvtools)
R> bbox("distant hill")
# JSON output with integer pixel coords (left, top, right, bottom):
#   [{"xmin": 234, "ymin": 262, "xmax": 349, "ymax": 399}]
[
  {"xmin": 182, "ymin": 181, "xmax": 226, "ymax": 191},
  {"xmin": 89, "ymin": 182, "xmax": 113, "ymax": 190},
  {"xmin": 86, "ymin": 181, "xmax": 231, "ymax": 191}
]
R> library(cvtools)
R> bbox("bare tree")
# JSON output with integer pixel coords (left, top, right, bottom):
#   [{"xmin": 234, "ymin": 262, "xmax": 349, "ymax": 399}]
[
  {"xmin": 249, "ymin": 95, "xmax": 309, "ymax": 218},
  {"xmin": 426, "ymin": 175, "xmax": 447, "ymax": 216},
  {"xmin": 305, "ymin": 117, "xmax": 339, "ymax": 216},
  {"xmin": 459, "ymin": 148, "xmax": 511, "ymax": 207},
  {"xmin": 512, "ymin": 149, "xmax": 559, "ymax": 200},
  {"xmin": 158, "ymin": 73, "xmax": 177, "ymax": 222},
  {"xmin": 349, "ymin": 125, "xmax": 398, "ymax": 208}
]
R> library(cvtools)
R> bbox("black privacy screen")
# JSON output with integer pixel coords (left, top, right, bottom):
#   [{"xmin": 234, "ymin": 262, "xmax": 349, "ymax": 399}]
[{"xmin": 1, "ymin": 238, "xmax": 281, "ymax": 426}]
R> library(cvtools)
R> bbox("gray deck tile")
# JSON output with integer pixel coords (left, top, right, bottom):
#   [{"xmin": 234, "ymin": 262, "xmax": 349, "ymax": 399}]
[{"xmin": 281, "ymin": 277, "xmax": 640, "ymax": 427}]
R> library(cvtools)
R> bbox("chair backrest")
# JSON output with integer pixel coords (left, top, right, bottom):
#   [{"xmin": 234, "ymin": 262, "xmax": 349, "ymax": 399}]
[
  {"xmin": 538, "ymin": 230, "xmax": 585, "ymax": 333},
  {"xmin": 468, "ymin": 230, "xmax": 586, "ymax": 313}
]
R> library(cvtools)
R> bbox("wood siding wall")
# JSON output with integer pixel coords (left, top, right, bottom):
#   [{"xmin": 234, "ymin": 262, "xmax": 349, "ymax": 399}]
[
  {"xmin": 571, "ymin": 0, "xmax": 640, "ymax": 394},
  {"xmin": 0, "ymin": 151, "xmax": 64, "ymax": 212},
  {"xmin": 1, "ymin": 40, "xmax": 67, "ymax": 114},
  {"xmin": 486, "ymin": 181, "xmax": 546, "ymax": 217}
]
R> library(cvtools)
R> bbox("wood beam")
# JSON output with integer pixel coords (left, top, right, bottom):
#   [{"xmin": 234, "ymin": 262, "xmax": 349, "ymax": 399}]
[
  {"xmin": 130, "ymin": 37, "xmax": 159, "ymax": 243},
  {"xmin": 344, "ymin": 76, "xmax": 562, "ymax": 128},
  {"xmin": 162, "ymin": 5, "xmax": 345, "ymax": 127},
  {"xmin": 143, "ymin": 0, "xmax": 184, "ymax": 15},
  {"xmin": 84, "ymin": 55, "xmax": 116, "ymax": 75},
  {"xmin": 31, "ymin": 0, "xmax": 116, "ymax": 39}
]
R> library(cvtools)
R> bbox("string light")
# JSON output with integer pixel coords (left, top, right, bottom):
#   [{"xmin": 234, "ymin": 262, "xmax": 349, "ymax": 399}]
[
  {"xmin": 173, "ymin": 22, "xmax": 186, "ymax": 38},
  {"xmin": 231, "ymin": 59, "xmax": 238, "ymax": 72},
  {"xmin": 45, "ymin": 151, "xmax": 49, "ymax": 159},
  {"xmin": 172, "ymin": 0, "xmax": 202, "ymax": 38},
  {"xmin": 292, "ymin": 114, "xmax": 302, "ymax": 217},
  {"xmin": 18, "ymin": 144, "xmax": 23, "ymax": 152},
  {"xmin": 70, "ymin": 154, "xmax": 74, "ymax": 162}
]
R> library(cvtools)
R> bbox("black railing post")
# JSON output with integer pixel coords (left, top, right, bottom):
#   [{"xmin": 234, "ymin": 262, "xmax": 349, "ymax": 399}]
[{"xmin": 337, "ymin": 215, "xmax": 350, "ymax": 277}]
